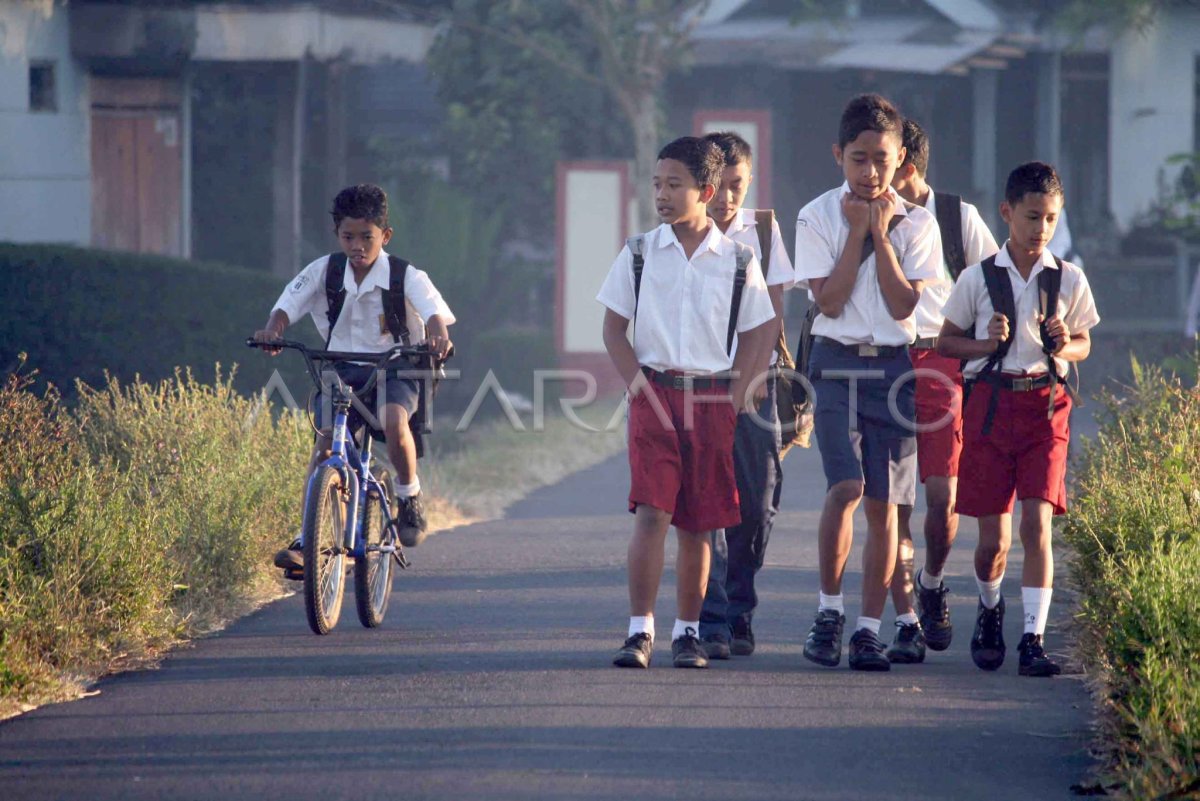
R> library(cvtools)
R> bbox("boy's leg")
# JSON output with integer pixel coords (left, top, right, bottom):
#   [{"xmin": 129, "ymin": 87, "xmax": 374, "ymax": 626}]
[
  {"xmin": 699, "ymin": 528, "xmax": 731, "ymax": 657},
  {"xmin": 379, "ymin": 373, "xmax": 424, "ymax": 547},
  {"xmin": 671, "ymin": 526, "xmax": 712, "ymax": 669},
  {"xmin": 614, "ymin": 504, "xmax": 673, "ymax": 669},
  {"xmin": 892, "ymin": 505, "xmax": 916, "ymax": 615},
  {"xmin": 971, "ymin": 513, "xmax": 1011, "ymax": 670},
  {"xmin": 1017, "ymin": 498, "xmax": 1062, "ymax": 676}
]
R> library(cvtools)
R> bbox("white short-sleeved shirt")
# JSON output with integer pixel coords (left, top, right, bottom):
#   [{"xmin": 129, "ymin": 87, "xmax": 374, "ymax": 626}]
[
  {"xmin": 913, "ymin": 191, "xmax": 1000, "ymax": 339},
  {"xmin": 596, "ymin": 222, "xmax": 776, "ymax": 375},
  {"xmin": 272, "ymin": 250, "xmax": 456, "ymax": 353},
  {"xmin": 722, "ymin": 208, "xmax": 795, "ymax": 362},
  {"xmin": 941, "ymin": 243, "xmax": 1100, "ymax": 379},
  {"xmin": 794, "ymin": 183, "xmax": 942, "ymax": 347}
]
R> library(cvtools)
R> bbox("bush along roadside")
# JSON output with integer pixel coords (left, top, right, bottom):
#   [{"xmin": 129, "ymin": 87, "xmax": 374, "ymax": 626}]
[
  {"xmin": 0, "ymin": 361, "xmax": 310, "ymax": 715},
  {"xmin": 1062, "ymin": 354, "xmax": 1200, "ymax": 800}
]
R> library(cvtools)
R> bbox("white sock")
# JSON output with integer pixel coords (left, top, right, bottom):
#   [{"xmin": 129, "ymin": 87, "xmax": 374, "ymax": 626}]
[
  {"xmin": 1022, "ymin": 587, "xmax": 1053, "ymax": 635},
  {"xmin": 394, "ymin": 477, "xmax": 420, "ymax": 498},
  {"xmin": 856, "ymin": 616, "xmax": 882, "ymax": 636},
  {"xmin": 918, "ymin": 568, "xmax": 943, "ymax": 590},
  {"xmin": 976, "ymin": 574, "xmax": 1004, "ymax": 610},
  {"xmin": 896, "ymin": 611, "xmax": 919, "ymax": 626},
  {"xmin": 818, "ymin": 592, "xmax": 845, "ymax": 614},
  {"xmin": 628, "ymin": 615, "xmax": 654, "ymax": 640},
  {"xmin": 672, "ymin": 619, "xmax": 700, "ymax": 641}
]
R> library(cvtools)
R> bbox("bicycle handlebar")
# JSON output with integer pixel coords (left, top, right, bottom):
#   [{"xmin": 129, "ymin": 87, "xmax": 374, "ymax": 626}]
[{"xmin": 244, "ymin": 338, "xmax": 432, "ymax": 364}]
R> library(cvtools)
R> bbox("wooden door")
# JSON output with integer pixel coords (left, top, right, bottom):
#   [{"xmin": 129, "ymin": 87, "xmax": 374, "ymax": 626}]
[{"xmin": 90, "ymin": 77, "xmax": 183, "ymax": 256}]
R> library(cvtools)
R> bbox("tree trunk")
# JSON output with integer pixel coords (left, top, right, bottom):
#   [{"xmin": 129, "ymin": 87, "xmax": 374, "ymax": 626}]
[{"xmin": 630, "ymin": 93, "xmax": 661, "ymax": 233}]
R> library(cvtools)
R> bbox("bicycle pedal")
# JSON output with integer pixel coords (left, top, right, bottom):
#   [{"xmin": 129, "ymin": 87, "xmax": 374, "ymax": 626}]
[{"xmin": 392, "ymin": 550, "xmax": 411, "ymax": 570}]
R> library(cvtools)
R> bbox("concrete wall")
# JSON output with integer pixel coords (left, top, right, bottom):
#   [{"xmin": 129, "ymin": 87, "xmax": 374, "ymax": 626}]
[
  {"xmin": 0, "ymin": 3, "xmax": 90, "ymax": 245},
  {"xmin": 1109, "ymin": 8, "xmax": 1200, "ymax": 230}
]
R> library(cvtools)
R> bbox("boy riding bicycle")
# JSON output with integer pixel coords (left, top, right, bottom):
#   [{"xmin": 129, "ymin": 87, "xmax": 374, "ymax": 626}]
[{"xmin": 252, "ymin": 184, "xmax": 455, "ymax": 567}]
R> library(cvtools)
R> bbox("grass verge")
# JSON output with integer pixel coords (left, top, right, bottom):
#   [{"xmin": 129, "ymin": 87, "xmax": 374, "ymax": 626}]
[{"xmin": 1062, "ymin": 356, "xmax": 1200, "ymax": 799}]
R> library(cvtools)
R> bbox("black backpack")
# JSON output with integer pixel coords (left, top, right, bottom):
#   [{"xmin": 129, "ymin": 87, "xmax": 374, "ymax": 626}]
[
  {"xmin": 971, "ymin": 254, "xmax": 1075, "ymax": 434},
  {"xmin": 933, "ymin": 192, "xmax": 967, "ymax": 281}
]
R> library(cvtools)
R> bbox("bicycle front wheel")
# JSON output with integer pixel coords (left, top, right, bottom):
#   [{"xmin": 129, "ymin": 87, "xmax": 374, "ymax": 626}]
[
  {"xmin": 354, "ymin": 469, "xmax": 393, "ymax": 628},
  {"xmin": 302, "ymin": 465, "xmax": 347, "ymax": 634}
]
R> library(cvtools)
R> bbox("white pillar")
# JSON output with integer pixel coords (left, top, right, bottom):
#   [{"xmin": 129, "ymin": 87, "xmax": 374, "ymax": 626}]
[{"xmin": 972, "ymin": 68, "xmax": 999, "ymax": 231}]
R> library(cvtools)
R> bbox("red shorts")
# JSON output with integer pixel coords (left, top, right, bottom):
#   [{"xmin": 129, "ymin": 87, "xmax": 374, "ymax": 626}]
[
  {"xmin": 627, "ymin": 377, "xmax": 740, "ymax": 533},
  {"xmin": 910, "ymin": 347, "xmax": 964, "ymax": 482},
  {"xmin": 955, "ymin": 379, "xmax": 1072, "ymax": 518}
]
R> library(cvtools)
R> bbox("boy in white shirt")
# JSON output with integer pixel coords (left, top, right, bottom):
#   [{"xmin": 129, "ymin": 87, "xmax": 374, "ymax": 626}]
[
  {"xmin": 597, "ymin": 137, "xmax": 776, "ymax": 669},
  {"xmin": 697, "ymin": 131, "xmax": 795, "ymax": 659},
  {"xmin": 253, "ymin": 184, "xmax": 455, "ymax": 565},
  {"xmin": 937, "ymin": 162, "xmax": 1099, "ymax": 677},
  {"xmin": 885, "ymin": 118, "xmax": 999, "ymax": 663},
  {"xmin": 794, "ymin": 94, "xmax": 942, "ymax": 671}
]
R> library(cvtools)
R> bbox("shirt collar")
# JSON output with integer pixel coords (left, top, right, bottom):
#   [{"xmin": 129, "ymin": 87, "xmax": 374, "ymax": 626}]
[
  {"xmin": 655, "ymin": 221, "xmax": 726, "ymax": 257},
  {"xmin": 720, "ymin": 207, "xmax": 753, "ymax": 236},
  {"xmin": 994, "ymin": 241, "xmax": 1059, "ymax": 273},
  {"xmin": 839, "ymin": 182, "xmax": 909, "ymax": 217},
  {"xmin": 356, "ymin": 251, "xmax": 392, "ymax": 292}
]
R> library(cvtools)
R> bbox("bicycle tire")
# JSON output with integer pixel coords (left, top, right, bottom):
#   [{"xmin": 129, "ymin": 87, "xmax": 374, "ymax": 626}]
[
  {"xmin": 354, "ymin": 469, "xmax": 393, "ymax": 628},
  {"xmin": 303, "ymin": 465, "xmax": 347, "ymax": 634}
]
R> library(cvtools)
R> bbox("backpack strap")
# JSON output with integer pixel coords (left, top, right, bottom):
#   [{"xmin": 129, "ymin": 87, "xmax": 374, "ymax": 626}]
[
  {"xmin": 627, "ymin": 235, "xmax": 645, "ymax": 322},
  {"xmin": 324, "ymin": 253, "xmax": 348, "ymax": 349},
  {"xmin": 754, "ymin": 209, "xmax": 773, "ymax": 278},
  {"xmin": 857, "ymin": 209, "xmax": 907, "ymax": 266},
  {"xmin": 977, "ymin": 255, "xmax": 1017, "ymax": 434},
  {"xmin": 727, "ymin": 242, "xmax": 752, "ymax": 356},
  {"xmin": 933, "ymin": 192, "xmax": 966, "ymax": 280},
  {"xmin": 1037, "ymin": 257, "xmax": 1076, "ymax": 418},
  {"xmin": 380, "ymin": 255, "xmax": 411, "ymax": 346}
]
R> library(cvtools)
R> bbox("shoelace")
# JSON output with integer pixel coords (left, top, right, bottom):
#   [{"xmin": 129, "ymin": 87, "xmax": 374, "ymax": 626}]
[
  {"xmin": 811, "ymin": 615, "xmax": 841, "ymax": 644},
  {"xmin": 894, "ymin": 621, "xmax": 921, "ymax": 640},
  {"xmin": 922, "ymin": 585, "xmax": 951, "ymax": 623}
]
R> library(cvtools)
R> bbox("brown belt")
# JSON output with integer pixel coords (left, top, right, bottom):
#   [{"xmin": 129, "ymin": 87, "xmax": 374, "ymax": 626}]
[{"xmin": 641, "ymin": 366, "xmax": 730, "ymax": 391}]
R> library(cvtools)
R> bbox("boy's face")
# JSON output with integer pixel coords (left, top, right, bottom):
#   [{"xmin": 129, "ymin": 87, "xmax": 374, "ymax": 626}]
[
  {"xmin": 1001, "ymin": 192, "xmax": 1062, "ymax": 253},
  {"xmin": 834, "ymin": 130, "xmax": 905, "ymax": 201},
  {"xmin": 654, "ymin": 158, "xmax": 715, "ymax": 224},
  {"xmin": 335, "ymin": 217, "xmax": 392, "ymax": 270},
  {"xmin": 708, "ymin": 160, "xmax": 753, "ymax": 225}
]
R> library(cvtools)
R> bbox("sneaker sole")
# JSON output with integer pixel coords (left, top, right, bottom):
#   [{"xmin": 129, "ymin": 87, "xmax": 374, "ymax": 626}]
[
  {"xmin": 886, "ymin": 649, "xmax": 926, "ymax": 664},
  {"xmin": 730, "ymin": 639, "xmax": 754, "ymax": 656},
  {"xmin": 1018, "ymin": 664, "xmax": 1062, "ymax": 677},
  {"xmin": 923, "ymin": 626, "xmax": 953, "ymax": 651},
  {"xmin": 971, "ymin": 647, "xmax": 1006, "ymax": 671},
  {"xmin": 673, "ymin": 657, "xmax": 708, "ymax": 669},
  {"xmin": 803, "ymin": 648, "xmax": 841, "ymax": 668},
  {"xmin": 849, "ymin": 658, "xmax": 892, "ymax": 672},
  {"xmin": 398, "ymin": 528, "xmax": 428, "ymax": 548},
  {"xmin": 703, "ymin": 644, "xmax": 731, "ymax": 660},
  {"xmin": 274, "ymin": 554, "xmax": 303, "ymax": 570},
  {"xmin": 613, "ymin": 653, "xmax": 650, "ymax": 669}
]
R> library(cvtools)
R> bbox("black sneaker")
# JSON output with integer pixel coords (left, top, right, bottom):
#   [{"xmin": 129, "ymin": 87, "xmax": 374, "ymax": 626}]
[
  {"xmin": 970, "ymin": 597, "xmax": 1006, "ymax": 671},
  {"xmin": 672, "ymin": 628, "xmax": 709, "ymax": 669},
  {"xmin": 613, "ymin": 633, "xmax": 653, "ymax": 669},
  {"xmin": 396, "ymin": 492, "xmax": 428, "ymax": 547},
  {"xmin": 701, "ymin": 632, "xmax": 731, "ymax": 660},
  {"xmin": 886, "ymin": 621, "xmax": 927, "ymax": 664},
  {"xmin": 848, "ymin": 628, "xmax": 891, "ymax": 671},
  {"xmin": 915, "ymin": 571, "xmax": 953, "ymax": 651},
  {"xmin": 803, "ymin": 609, "xmax": 845, "ymax": 667},
  {"xmin": 731, "ymin": 619, "xmax": 755, "ymax": 656},
  {"xmin": 273, "ymin": 537, "xmax": 303, "ymax": 570},
  {"xmin": 1017, "ymin": 633, "xmax": 1062, "ymax": 677}
]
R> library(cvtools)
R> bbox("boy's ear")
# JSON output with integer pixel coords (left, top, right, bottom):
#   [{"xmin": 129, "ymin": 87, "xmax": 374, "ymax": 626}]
[
  {"xmin": 832, "ymin": 143, "xmax": 843, "ymax": 166},
  {"xmin": 999, "ymin": 201, "xmax": 1013, "ymax": 226},
  {"xmin": 896, "ymin": 145, "xmax": 907, "ymax": 168},
  {"xmin": 381, "ymin": 226, "xmax": 393, "ymax": 245},
  {"xmin": 699, "ymin": 183, "xmax": 717, "ymax": 204}
]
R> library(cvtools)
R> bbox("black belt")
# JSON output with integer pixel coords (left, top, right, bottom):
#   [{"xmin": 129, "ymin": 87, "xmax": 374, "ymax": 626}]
[
  {"xmin": 911, "ymin": 337, "xmax": 939, "ymax": 350},
  {"xmin": 641, "ymin": 366, "xmax": 730, "ymax": 391},
  {"xmin": 814, "ymin": 336, "xmax": 907, "ymax": 359},
  {"xmin": 971, "ymin": 372, "xmax": 1055, "ymax": 392}
]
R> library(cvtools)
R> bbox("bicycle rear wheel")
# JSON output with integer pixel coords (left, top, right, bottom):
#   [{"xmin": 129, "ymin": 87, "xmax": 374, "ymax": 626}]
[
  {"xmin": 354, "ymin": 470, "xmax": 393, "ymax": 628},
  {"xmin": 303, "ymin": 465, "xmax": 347, "ymax": 634}
]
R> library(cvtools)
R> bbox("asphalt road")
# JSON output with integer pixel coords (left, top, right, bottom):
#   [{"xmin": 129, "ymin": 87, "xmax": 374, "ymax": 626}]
[{"xmin": 0, "ymin": 436, "xmax": 1096, "ymax": 801}]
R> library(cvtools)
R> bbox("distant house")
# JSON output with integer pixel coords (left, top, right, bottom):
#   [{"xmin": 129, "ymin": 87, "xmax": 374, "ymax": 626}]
[
  {"xmin": 0, "ymin": 0, "xmax": 440, "ymax": 275},
  {"xmin": 674, "ymin": 0, "xmax": 1200, "ymax": 244}
]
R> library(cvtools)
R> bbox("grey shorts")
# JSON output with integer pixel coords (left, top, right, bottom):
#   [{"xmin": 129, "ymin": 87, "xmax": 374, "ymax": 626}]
[
  {"xmin": 807, "ymin": 338, "xmax": 917, "ymax": 505},
  {"xmin": 313, "ymin": 363, "xmax": 420, "ymax": 434}
]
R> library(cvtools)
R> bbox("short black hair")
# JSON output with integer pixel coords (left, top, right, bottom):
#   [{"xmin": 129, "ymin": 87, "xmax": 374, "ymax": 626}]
[
  {"xmin": 331, "ymin": 184, "xmax": 389, "ymax": 229},
  {"xmin": 703, "ymin": 131, "xmax": 753, "ymax": 168},
  {"xmin": 1004, "ymin": 162, "xmax": 1064, "ymax": 206},
  {"xmin": 838, "ymin": 93, "xmax": 904, "ymax": 150},
  {"xmin": 900, "ymin": 118, "xmax": 930, "ymax": 177},
  {"xmin": 657, "ymin": 136, "xmax": 724, "ymax": 190}
]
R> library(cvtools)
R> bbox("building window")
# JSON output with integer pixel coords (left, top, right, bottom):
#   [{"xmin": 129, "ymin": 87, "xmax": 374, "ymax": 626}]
[{"xmin": 29, "ymin": 62, "xmax": 56, "ymax": 112}]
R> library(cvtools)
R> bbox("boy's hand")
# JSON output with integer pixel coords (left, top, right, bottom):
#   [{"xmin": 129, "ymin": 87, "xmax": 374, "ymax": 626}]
[
  {"xmin": 252, "ymin": 328, "xmax": 284, "ymax": 356},
  {"xmin": 427, "ymin": 334, "xmax": 453, "ymax": 362},
  {"xmin": 841, "ymin": 193, "xmax": 871, "ymax": 233},
  {"xmin": 869, "ymin": 195, "xmax": 895, "ymax": 235},
  {"xmin": 1040, "ymin": 315, "xmax": 1070, "ymax": 354},
  {"xmin": 985, "ymin": 312, "xmax": 1010, "ymax": 351}
]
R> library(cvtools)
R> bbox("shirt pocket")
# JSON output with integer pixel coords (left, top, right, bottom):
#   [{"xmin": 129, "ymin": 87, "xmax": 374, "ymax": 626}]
[{"xmin": 699, "ymin": 271, "xmax": 734, "ymax": 349}]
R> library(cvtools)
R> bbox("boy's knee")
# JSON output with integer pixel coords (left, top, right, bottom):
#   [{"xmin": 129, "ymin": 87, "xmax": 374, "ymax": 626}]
[
  {"xmin": 827, "ymin": 480, "xmax": 864, "ymax": 507},
  {"xmin": 925, "ymin": 479, "xmax": 954, "ymax": 516}
]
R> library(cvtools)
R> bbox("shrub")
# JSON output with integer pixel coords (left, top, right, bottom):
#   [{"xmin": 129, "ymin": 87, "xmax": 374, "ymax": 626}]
[{"xmin": 1062, "ymin": 355, "xmax": 1200, "ymax": 798}]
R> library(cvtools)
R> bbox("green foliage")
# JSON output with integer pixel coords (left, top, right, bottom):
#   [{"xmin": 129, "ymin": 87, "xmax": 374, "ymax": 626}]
[
  {"xmin": 0, "ymin": 364, "xmax": 310, "ymax": 709},
  {"xmin": 0, "ymin": 243, "xmax": 314, "ymax": 399},
  {"xmin": 1052, "ymin": 0, "xmax": 1190, "ymax": 35},
  {"xmin": 1062, "ymin": 352, "xmax": 1200, "ymax": 799}
]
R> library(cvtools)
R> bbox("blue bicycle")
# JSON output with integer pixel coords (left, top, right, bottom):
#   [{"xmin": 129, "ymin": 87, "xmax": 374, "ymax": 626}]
[{"xmin": 247, "ymin": 338, "xmax": 432, "ymax": 634}]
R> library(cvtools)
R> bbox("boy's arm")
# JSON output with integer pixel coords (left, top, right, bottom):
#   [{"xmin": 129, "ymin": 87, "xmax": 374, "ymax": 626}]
[
  {"xmin": 252, "ymin": 309, "xmax": 292, "ymax": 356},
  {"xmin": 424, "ymin": 314, "xmax": 453, "ymax": 361},
  {"xmin": 869, "ymin": 198, "xmax": 921, "ymax": 320},
  {"xmin": 937, "ymin": 314, "xmax": 1007, "ymax": 360},
  {"xmin": 750, "ymin": 285, "xmax": 784, "ymax": 403},
  {"xmin": 811, "ymin": 193, "xmax": 870, "ymax": 318},
  {"xmin": 602, "ymin": 309, "xmax": 641, "ymax": 393},
  {"xmin": 731, "ymin": 319, "xmax": 773, "ymax": 414}
]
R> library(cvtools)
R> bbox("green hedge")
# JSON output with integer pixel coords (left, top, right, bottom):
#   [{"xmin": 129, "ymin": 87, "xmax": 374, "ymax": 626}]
[{"xmin": 0, "ymin": 243, "xmax": 314, "ymax": 398}]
